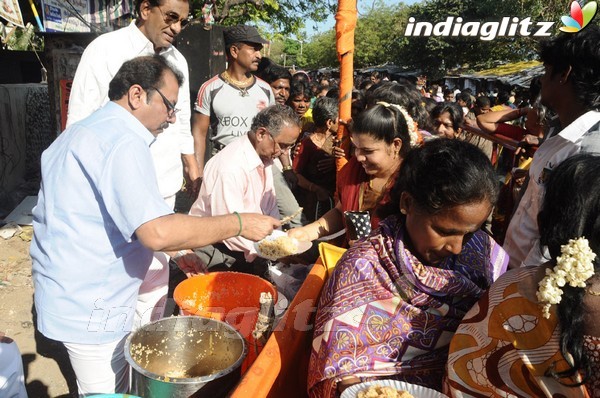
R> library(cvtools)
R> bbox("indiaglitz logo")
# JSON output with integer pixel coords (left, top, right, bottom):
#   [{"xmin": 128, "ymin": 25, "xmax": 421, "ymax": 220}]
[
  {"xmin": 404, "ymin": 16, "xmax": 554, "ymax": 41},
  {"xmin": 560, "ymin": 0, "xmax": 598, "ymax": 32}
]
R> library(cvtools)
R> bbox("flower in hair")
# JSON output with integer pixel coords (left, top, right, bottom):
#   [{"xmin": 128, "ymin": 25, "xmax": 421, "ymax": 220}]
[
  {"xmin": 376, "ymin": 101, "xmax": 420, "ymax": 148},
  {"xmin": 536, "ymin": 237, "xmax": 596, "ymax": 319}
]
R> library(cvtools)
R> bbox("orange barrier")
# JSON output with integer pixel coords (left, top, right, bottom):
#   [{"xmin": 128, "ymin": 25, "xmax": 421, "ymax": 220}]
[
  {"xmin": 461, "ymin": 123, "xmax": 521, "ymax": 166},
  {"xmin": 230, "ymin": 243, "xmax": 345, "ymax": 398},
  {"xmin": 461, "ymin": 124, "xmax": 520, "ymax": 151},
  {"xmin": 173, "ymin": 272, "xmax": 277, "ymax": 369}
]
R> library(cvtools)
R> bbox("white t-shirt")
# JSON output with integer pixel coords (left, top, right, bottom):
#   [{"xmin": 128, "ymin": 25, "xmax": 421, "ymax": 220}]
[
  {"xmin": 504, "ymin": 110, "xmax": 600, "ymax": 268},
  {"xmin": 67, "ymin": 21, "xmax": 193, "ymax": 199},
  {"xmin": 194, "ymin": 75, "xmax": 274, "ymax": 147}
]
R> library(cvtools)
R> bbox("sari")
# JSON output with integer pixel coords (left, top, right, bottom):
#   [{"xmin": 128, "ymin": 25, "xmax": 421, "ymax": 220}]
[
  {"xmin": 445, "ymin": 266, "xmax": 600, "ymax": 397},
  {"xmin": 336, "ymin": 157, "xmax": 397, "ymax": 232},
  {"xmin": 308, "ymin": 216, "xmax": 508, "ymax": 397},
  {"xmin": 293, "ymin": 135, "xmax": 337, "ymax": 221}
]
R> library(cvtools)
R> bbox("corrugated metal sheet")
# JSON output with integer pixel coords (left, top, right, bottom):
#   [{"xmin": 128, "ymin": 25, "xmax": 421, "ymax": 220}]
[{"xmin": 449, "ymin": 61, "xmax": 544, "ymax": 88}]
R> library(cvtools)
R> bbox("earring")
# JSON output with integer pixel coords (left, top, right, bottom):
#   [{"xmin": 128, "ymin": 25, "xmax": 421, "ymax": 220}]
[{"xmin": 400, "ymin": 208, "xmax": 407, "ymax": 215}]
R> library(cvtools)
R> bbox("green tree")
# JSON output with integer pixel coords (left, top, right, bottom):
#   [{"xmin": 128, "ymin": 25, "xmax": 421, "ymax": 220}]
[
  {"xmin": 354, "ymin": 1, "xmax": 408, "ymax": 67},
  {"xmin": 301, "ymin": 1, "xmax": 409, "ymax": 69},
  {"xmin": 302, "ymin": 30, "xmax": 337, "ymax": 68},
  {"xmin": 2, "ymin": 23, "xmax": 43, "ymax": 51},
  {"xmin": 190, "ymin": 0, "xmax": 336, "ymax": 35},
  {"xmin": 300, "ymin": 0, "xmax": 579, "ymax": 76},
  {"xmin": 395, "ymin": 0, "xmax": 569, "ymax": 79}
]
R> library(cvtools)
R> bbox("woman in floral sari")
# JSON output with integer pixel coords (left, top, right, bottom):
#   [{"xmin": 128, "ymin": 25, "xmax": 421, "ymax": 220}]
[
  {"xmin": 308, "ymin": 139, "xmax": 508, "ymax": 397},
  {"xmin": 445, "ymin": 154, "xmax": 600, "ymax": 397}
]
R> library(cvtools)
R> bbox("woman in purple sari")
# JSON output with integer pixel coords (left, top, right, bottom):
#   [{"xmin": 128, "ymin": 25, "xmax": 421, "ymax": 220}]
[{"xmin": 308, "ymin": 138, "xmax": 508, "ymax": 397}]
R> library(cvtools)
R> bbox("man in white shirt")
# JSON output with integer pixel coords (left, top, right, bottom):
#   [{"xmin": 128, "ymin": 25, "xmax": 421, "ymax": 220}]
[
  {"xmin": 504, "ymin": 26, "xmax": 600, "ymax": 268},
  {"xmin": 67, "ymin": 0, "xmax": 201, "ymax": 327}
]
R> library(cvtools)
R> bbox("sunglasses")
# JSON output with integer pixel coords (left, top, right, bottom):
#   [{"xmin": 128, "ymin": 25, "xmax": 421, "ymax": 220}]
[
  {"xmin": 157, "ymin": 6, "xmax": 190, "ymax": 28},
  {"xmin": 150, "ymin": 86, "xmax": 180, "ymax": 118}
]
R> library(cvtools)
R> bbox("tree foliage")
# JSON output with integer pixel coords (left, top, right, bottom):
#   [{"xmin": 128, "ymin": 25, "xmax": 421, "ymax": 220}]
[
  {"xmin": 1, "ymin": 23, "xmax": 43, "ymax": 51},
  {"xmin": 190, "ymin": 0, "xmax": 337, "ymax": 35},
  {"xmin": 395, "ymin": 0, "xmax": 568, "ymax": 78},
  {"xmin": 302, "ymin": 30, "xmax": 337, "ymax": 69},
  {"xmin": 302, "ymin": 0, "xmax": 574, "ymax": 78},
  {"xmin": 354, "ymin": 1, "xmax": 409, "ymax": 67}
]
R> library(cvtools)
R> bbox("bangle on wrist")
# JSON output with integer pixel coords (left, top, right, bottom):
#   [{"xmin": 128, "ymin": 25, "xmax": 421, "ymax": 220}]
[
  {"xmin": 233, "ymin": 211, "xmax": 243, "ymax": 236},
  {"xmin": 282, "ymin": 165, "xmax": 293, "ymax": 171}
]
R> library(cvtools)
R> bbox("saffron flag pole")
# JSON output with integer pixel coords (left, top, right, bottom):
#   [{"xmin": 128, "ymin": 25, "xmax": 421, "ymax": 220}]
[{"xmin": 335, "ymin": 0, "xmax": 357, "ymax": 171}]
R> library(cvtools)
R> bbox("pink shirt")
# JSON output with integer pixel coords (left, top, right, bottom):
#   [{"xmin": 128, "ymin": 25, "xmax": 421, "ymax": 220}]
[{"xmin": 189, "ymin": 135, "xmax": 279, "ymax": 261}]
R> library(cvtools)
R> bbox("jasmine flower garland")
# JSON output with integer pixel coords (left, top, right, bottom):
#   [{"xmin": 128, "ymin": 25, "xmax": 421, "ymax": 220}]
[
  {"xmin": 537, "ymin": 237, "xmax": 597, "ymax": 319},
  {"xmin": 376, "ymin": 101, "xmax": 420, "ymax": 148}
]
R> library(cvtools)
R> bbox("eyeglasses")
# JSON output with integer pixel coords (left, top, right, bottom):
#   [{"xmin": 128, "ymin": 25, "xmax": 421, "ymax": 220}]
[
  {"xmin": 157, "ymin": 6, "xmax": 190, "ymax": 28},
  {"xmin": 267, "ymin": 131, "xmax": 293, "ymax": 152},
  {"xmin": 150, "ymin": 86, "xmax": 180, "ymax": 118}
]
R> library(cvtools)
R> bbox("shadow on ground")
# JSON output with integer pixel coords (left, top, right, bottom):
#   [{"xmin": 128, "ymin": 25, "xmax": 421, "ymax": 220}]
[{"xmin": 27, "ymin": 303, "xmax": 78, "ymax": 397}]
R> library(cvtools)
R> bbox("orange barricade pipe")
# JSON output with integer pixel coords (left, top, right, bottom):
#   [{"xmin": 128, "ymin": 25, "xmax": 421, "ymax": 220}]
[
  {"xmin": 335, "ymin": 0, "xmax": 357, "ymax": 172},
  {"xmin": 229, "ymin": 259, "xmax": 328, "ymax": 398}
]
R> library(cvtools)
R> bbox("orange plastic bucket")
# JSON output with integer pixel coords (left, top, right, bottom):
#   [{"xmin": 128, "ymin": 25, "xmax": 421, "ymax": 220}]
[{"xmin": 173, "ymin": 272, "xmax": 277, "ymax": 370}]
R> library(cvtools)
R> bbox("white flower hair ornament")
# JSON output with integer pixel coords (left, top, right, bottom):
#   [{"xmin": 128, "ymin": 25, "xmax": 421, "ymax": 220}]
[
  {"xmin": 536, "ymin": 237, "xmax": 597, "ymax": 319},
  {"xmin": 376, "ymin": 101, "xmax": 420, "ymax": 148}
]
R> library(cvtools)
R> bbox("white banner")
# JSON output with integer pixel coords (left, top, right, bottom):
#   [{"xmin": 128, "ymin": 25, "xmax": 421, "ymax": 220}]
[{"xmin": 40, "ymin": 0, "xmax": 90, "ymax": 32}]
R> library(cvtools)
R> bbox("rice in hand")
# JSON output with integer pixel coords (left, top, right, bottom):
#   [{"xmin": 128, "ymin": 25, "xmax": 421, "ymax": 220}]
[{"xmin": 258, "ymin": 235, "xmax": 298, "ymax": 259}]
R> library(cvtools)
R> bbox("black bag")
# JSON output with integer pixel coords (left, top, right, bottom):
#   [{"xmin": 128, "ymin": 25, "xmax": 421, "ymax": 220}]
[{"xmin": 343, "ymin": 211, "xmax": 371, "ymax": 240}]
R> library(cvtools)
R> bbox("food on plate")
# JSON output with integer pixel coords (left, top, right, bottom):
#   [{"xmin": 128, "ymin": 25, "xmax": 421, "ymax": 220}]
[
  {"xmin": 257, "ymin": 235, "xmax": 298, "ymax": 259},
  {"xmin": 357, "ymin": 385, "xmax": 414, "ymax": 398}
]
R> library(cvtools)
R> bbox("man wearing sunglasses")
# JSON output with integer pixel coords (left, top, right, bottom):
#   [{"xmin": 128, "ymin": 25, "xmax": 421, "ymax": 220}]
[
  {"xmin": 32, "ymin": 55, "xmax": 280, "ymax": 394},
  {"xmin": 67, "ymin": 0, "xmax": 200, "ymax": 332}
]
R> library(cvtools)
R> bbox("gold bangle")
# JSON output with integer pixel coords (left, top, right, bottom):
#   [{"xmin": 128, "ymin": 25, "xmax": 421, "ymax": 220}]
[{"xmin": 282, "ymin": 165, "xmax": 293, "ymax": 171}]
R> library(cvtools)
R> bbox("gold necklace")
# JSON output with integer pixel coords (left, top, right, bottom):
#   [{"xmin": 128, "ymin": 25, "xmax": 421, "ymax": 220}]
[
  {"xmin": 222, "ymin": 70, "xmax": 252, "ymax": 87},
  {"xmin": 222, "ymin": 71, "xmax": 252, "ymax": 97}
]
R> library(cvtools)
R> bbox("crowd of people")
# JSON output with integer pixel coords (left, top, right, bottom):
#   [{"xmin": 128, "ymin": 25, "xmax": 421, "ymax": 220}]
[
  {"xmin": 303, "ymin": 24, "xmax": 600, "ymax": 398},
  {"xmin": 3, "ymin": 0, "xmax": 599, "ymax": 395}
]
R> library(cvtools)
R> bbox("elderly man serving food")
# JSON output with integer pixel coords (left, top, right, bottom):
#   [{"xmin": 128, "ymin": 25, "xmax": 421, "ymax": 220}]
[{"xmin": 189, "ymin": 104, "xmax": 302, "ymax": 275}]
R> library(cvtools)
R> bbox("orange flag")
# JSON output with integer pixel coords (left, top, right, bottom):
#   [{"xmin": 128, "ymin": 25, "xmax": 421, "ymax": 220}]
[{"xmin": 335, "ymin": 0, "xmax": 357, "ymax": 171}]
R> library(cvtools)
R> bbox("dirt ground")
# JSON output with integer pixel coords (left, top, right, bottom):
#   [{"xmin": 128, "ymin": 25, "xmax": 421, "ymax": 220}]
[{"xmin": 1, "ymin": 231, "xmax": 76, "ymax": 397}]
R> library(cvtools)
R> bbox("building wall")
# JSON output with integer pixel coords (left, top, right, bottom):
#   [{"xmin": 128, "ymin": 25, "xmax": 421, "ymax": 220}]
[{"xmin": 0, "ymin": 84, "xmax": 53, "ymax": 217}]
